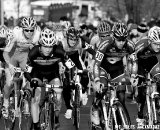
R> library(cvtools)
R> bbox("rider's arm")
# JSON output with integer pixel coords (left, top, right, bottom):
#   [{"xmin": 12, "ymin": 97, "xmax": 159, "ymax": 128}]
[
  {"xmin": 80, "ymin": 35, "xmax": 90, "ymax": 44},
  {"xmin": 3, "ymin": 37, "xmax": 16, "ymax": 65},
  {"xmin": 93, "ymin": 39, "xmax": 110, "ymax": 82},
  {"xmin": 68, "ymin": 51, "xmax": 84, "ymax": 70},
  {"xmin": 128, "ymin": 38, "xmax": 148, "ymax": 76},
  {"xmin": 24, "ymin": 46, "xmax": 38, "ymax": 82}
]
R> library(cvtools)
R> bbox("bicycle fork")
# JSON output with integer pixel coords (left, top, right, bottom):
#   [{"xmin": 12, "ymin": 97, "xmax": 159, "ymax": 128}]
[
  {"xmin": 101, "ymin": 100, "xmax": 112, "ymax": 130},
  {"xmin": 151, "ymin": 92, "xmax": 160, "ymax": 124}
]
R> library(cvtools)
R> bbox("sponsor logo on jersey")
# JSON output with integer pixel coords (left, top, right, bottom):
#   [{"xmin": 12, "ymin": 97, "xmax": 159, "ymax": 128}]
[{"xmin": 34, "ymin": 58, "xmax": 60, "ymax": 65}]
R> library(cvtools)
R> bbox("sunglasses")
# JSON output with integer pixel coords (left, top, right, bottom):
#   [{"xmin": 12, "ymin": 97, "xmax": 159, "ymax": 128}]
[{"xmin": 24, "ymin": 29, "xmax": 34, "ymax": 32}]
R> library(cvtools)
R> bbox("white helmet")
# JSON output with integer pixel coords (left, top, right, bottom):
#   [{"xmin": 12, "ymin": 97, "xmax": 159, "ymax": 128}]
[
  {"xmin": 21, "ymin": 17, "xmax": 37, "ymax": 29},
  {"xmin": 0, "ymin": 25, "xmax": 7, "ymax": 38},
  {"xmin": 148, "ymin": 26, "xmax": 160, "ymax": 43},
  {"xmin": 40, "ymin": 28, "xmax": 57, "ymax": 46}
]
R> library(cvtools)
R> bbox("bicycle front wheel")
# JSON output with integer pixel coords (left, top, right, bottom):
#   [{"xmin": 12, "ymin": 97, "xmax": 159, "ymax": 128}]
[
  {"xmin": 39, "ymin": 106, "xmax": 46, "ymax": 130},
  {"xmin": 112, "ymin": 101, "xmax": 131, "ymax": 130},
  {"xmin": 48, "ymin": 103, "xmax": 55, "ymax": 130},
  {"xmin": 72, "ymin": 84, "xmax": 81, "ymax": 130}
]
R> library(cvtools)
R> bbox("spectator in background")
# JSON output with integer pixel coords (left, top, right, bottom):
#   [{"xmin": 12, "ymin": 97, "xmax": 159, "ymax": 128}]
[
  {"xmin": 127, "ymin": 19, "xmax": 134, "ymax": 31},
  {"xmin": 59, "ymin": 16, "xmax": 71, "ymax": 29},
  {"xmin": 37, "ymin": 19, "xmax": 46, "ymax": 30},
  {"xmin": 136, "ymin": 23, "xmax": 148, "ymax": 41},
  {"xmin": 17, "ymin": 16, "xmax": 25, "ymax": 27},
  {"xmin": 148, "ymin": 17, "xmax": 157, "ymax": 28}
]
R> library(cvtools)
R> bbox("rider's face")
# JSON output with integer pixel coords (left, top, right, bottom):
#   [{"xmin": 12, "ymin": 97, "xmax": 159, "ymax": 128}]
[
  {"xmin": 68, "ymin": 39, "xmax": 78, "ymax": 47},
  {"xmin": 115, "ymin": 39, "xmax": 125, "ymax": 49},
  {"xmin": 151, "ymin": 42, "xmax": 160, "ymax": 52},
  {"xmin": 99, "ymin": 33, "xmax": 109, "ymax": 41},
  {"xmin": 41, "ymin": 46, "xmax": 53, "ymax": 56},
  {"xmin": 23, "ymin": 28, "xmax": 34, "ymax": 39}
]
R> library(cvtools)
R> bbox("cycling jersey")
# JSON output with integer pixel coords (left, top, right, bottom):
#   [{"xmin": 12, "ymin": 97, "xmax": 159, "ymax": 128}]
[
  {"xmin": 94, "ymin": 36, "xmax": 135, "ymax": 80},
  {"xmin": 4, "ymin": 26, "xmax": 41, "ymax": 53},
  {"xmin": 24, "ymin": 44, "xmax": 65, "ymax": 82},
  {"xmin": 135, "ymin": 37, "xmax": 160, "ymax": 77},
  {"xmin": 60, "ymin": 37, "xmax": 95, "ymax": 70}
]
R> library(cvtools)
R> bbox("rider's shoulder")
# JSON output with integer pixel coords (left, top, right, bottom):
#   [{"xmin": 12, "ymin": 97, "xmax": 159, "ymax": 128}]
[
  {"xmin": 13, "ymin": 26, "xmax": 22, "ymax": 31},
  {"xmin": 126, "ymin": 39, "xmax": 135, "ymax": 50},
  {"xmin": 29, "ymin": 45, "xmax": 40, "ymax": 56},
  {"xmin": 98, "ymin": 36, "xmax": 112, "ymax": 51},
  {"xmin": 13, "ymin": 26, "xmax": 22, "ymax": 36},
  {"xmin": 135, "ymin": 37, "xmax": 149, "ymax": 48}
]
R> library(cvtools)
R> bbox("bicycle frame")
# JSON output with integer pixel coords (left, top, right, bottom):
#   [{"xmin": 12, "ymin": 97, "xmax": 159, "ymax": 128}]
[
  {"xmin": 72, "ymin": 69, "xmax": 83, "ymax": 130},
  {"xmin": 39, "ymin": 79, "xmax": 58, "ymax": 130},
  {"xmin": 95, "ymin": 81, "xmax": 131, "ymax": 130},
  {"xmin": 3, "ymin": 67, "xmax": 24, "ymax": 130},
  {"xmin": 145, "ymin": 73, "xmax": 160, "ymax": 125}
]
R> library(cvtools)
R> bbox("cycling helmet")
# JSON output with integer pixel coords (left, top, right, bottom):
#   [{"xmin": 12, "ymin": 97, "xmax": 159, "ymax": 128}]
[
  {"xmin": 66, "ymin": 27, "xmax": 79, "ymax": 41},
  {"xmin": 40, "ymin": 28, "xmax": 57, "ymax": 47},
  {"xmin": 62, "ymin": 21, "xmax": 71, "ymax": 30},
  {"xmin": 97, "ymin": 21, "xmax": 111, "ymax": 35},
  {"xmin": 0, "ymin": 25, "xmax": 7, "ymax": 38},
  {"xmin": 21, "ymin": 17, "xmax": 37, "ymax": 29},
  {"xmin": 148, "ymin": 26, "xmax": 160, "ymax": 43},
  {"xmin": 112, "ymin": 22, "xmax": 128, "ymax": 40}
]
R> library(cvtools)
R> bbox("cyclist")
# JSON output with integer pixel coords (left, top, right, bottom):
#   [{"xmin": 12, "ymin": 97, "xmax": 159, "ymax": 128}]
[
  {"xmin": 129, "ymin": 26, "xmax": 160, "ymax": 125},
  {"xmin": 24, "ymin": 28, "xmax": 66, "ymax": 130},
  {"xmin": 61, "ymin": 27, "xmax": 94, "ymax": 119},
  {"xmin": 87, "ymin": 20, "xmax": 111, "ymax": 79},
  {"xmin": 2, "ymin": 17, "xmax": 41, "ymax": 118},
  {"xmin": 91, "ymin": 22, "xmax": 135, "ymax": 126}
]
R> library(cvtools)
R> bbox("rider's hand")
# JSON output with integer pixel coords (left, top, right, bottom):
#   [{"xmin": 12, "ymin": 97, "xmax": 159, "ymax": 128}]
[
  {"xmin": 130, "ymin": 74, "xmax": 138, "ymax": 86},
  {"xmin": 8, "ymin": 63, "xmax": 15, "ymax": 75},
  {"xmin": 59, "ymin": 64, "xmax": 66, "ymax": 74},
  {"xmin": 30, "ymin": 79, "xmax": 38, "ymax": 88},
  {"xmin": 94, "ymin": 81, "xmax": 102, "ymax": 93},
  {"xmin": 129, "ymin": 53, "xmax": 137, "ymax": 61}
]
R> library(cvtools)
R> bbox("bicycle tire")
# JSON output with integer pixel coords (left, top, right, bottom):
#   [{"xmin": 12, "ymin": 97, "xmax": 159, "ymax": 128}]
[
  {"xmin": 48, "ymin": 103, "xmax": 55, "ymax": 130},
  {"xmin": 20, "ymin": 99, "xmax": 32, "ymax": 130},
  {"xmin": 73, "ymin": 84, "xmax": 81, "ymax": 130},
  {"xmin": 113, "ymin": 101, "xmax": 131, "ymax": 130},
  {"xmin": 101, "ymin": 102, "xmax": 114, "ymax": 130},
  {"xmin": 89, "ymin": 105, "xmax": 101, "ymax": 130},
  {"xmin": 39, "ymin": 107, "xmax": 46, "ymax": 130},
  {"xmin": 144, "ymin": 99, "xmax": 154, "ymax": 126}
]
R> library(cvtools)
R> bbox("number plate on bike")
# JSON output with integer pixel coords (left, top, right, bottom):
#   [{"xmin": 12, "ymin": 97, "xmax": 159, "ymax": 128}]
[{"xmin": 65, "ymin": 58, "xmax": 75, "ymax": 69}]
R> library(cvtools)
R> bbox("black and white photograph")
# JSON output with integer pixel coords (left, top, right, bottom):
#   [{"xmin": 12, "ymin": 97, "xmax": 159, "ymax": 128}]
[{"xmin": 0, "ymin": 0, "xmax": 160, "ymax": 130}]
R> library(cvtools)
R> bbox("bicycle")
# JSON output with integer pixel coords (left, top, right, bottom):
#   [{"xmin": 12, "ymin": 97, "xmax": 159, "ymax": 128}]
[
  {"xmin": 136, "ymin": 73, "xmax": 160, "ymax": 127},
  {"xmin": 32, "ymin": 78, "xmax": 61, "ymax": 130},
  {"xmin": 64, "ymin": 57, "xmax": 83, "ymax": 130},
  {"xmin": 0, "ymin": 67, "xmax": 5, "ymax": 118},
  {"xmin": 90, "ymin": 80, "xmax": 131, "ymax": 130},
  {"xmin": 3, "ymin": 67, "xmax": 32, "ymax": 130},
  {"xmin": 71, "ymin": 69, "xmax": 83, "ymax": 130}
]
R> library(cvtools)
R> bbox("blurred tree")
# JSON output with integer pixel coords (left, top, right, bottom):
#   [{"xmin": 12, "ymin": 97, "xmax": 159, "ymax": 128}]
[{"xmin": 96, "ymin": 0, "xmax": 160, "ymax": 24}]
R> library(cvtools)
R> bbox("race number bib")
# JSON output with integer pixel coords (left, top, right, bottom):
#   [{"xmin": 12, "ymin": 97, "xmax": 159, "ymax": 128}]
[
  {"xmin": 65, "ymin": 58, "xmax": 75, "ymax": 69},
  {"xmin": 95, "ymin": 51, "xmax": 104, "ymax": 62}
]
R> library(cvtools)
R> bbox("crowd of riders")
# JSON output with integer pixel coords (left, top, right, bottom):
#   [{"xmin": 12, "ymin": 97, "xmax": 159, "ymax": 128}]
[{"xmin": 0, "ymin": 15, "xmax": 160, "ymax": 130}]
